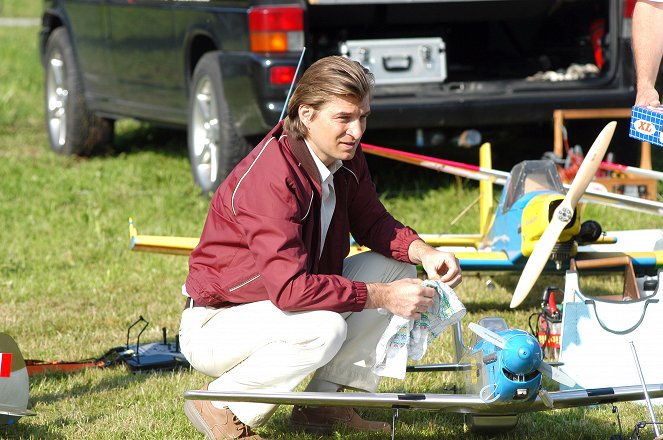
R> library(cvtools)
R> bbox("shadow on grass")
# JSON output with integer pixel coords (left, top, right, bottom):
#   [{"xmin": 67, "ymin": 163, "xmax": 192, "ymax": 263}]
[
  {"xmin": 264, "ymin": 407, "xmax": 468, "ymax": 440},
  {"xmin": 0, "ymin": 422, "xmax": 64, "ymax": 440},
  {"xmin": 259, "ymin": 400, "xmax": 632, "ymax": 439},
  {"xmin": 112, "ymin": 122, "xmax": 188, "ymax": 159},
  {"xmin": 60, "ymin": 121, "xmax": 189, "ymax": 161},
  {"xmin": 520, "ymin": 405, "xmax": 626, "ymax": 439},
  {"xmin": 27, "ymin": 365, "xmax": 157, "ymax": 406}
]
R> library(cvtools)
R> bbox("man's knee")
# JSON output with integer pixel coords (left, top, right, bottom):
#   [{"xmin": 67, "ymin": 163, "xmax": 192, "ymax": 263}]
[
  {"xmin": 400, "ymin": 262, "xmax": 417, "ymax": 279},
  {"xmin": 344, "ymin": 251, "xmax": 416, "ymax": 283},
  {"xmin": 303, "ymin": 311, "xmax": 348, "ymax": 367}
]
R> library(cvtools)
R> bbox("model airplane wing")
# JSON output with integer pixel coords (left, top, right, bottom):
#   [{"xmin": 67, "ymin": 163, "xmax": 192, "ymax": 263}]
[
  {"xmin": 433, "ymin": 241, "xmax": 663, "ymax": 272},
  {"xmin": 184, "ymin": 383, "xmax": 663, "ymax": 415},
  {"xmin": 128, "ymin": 223, "xmax": 663, "ymax": 271},
  {"xmin": 127, "ymin": 221, "xmax": 524, "ymax": 268},
  {"xmin": 0, "ymin": 405, "xmax": 35, "ymax": 418},
  {"xmin": 361, "ymin": 142, "xmax": 663, "ymax": 217}
]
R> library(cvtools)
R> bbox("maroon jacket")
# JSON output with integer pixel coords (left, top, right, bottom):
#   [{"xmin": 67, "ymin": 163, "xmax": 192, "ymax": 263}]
[{"xmin": 185, "ymin": 122, "xmax": 420, "ymax": 312}]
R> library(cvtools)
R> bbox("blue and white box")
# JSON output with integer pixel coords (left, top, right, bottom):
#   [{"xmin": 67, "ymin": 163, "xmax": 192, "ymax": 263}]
[{"xmin": 630, "ymin": 105, "xmax": 663, "ymax": 147}]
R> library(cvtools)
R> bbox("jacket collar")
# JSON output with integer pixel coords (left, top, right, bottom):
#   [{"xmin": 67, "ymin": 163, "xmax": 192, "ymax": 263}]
[{"xmin": 287, "ymin": 131, "xmax": 322, "ymax": 187}]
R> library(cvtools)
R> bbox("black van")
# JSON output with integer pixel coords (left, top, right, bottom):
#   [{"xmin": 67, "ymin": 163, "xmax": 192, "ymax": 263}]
[{"xmin": 40, "ymin": 0, "xmax": 644, "ymax": 193}]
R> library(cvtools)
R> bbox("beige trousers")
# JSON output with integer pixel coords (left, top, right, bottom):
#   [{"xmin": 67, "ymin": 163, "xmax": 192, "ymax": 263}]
[{"xmin": 178, "ymin": 251, "xmax": 416, "ymax": 427}]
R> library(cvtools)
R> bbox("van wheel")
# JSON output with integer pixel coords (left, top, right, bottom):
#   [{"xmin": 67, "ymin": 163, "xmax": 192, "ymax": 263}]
[
  {"xmin": 44, "ymin": 27, "xmax": 114, "ymax": 155},
  {"xmin": 188, "ymin": 52, "xmax": 250, "ymax": 194}
]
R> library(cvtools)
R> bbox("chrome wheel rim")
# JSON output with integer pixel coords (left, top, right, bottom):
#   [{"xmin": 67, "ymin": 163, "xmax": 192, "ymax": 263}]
[
  {"xmin": 46, "ymin": 50, "xmax": 68, "ymax": 149},
  {"xmin": 191, "ymin": 75, "xmax": 220, "ymax": 189}
]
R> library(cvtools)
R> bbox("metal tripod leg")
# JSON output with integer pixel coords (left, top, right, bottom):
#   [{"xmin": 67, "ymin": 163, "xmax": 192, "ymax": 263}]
[{"xmin": 630, "ymin": 341, "xmax": 660, "ymax": 438}]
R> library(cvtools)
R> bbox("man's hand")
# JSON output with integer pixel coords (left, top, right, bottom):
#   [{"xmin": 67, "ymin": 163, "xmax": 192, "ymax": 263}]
[
  {"xmin": 365, "ymin": 278, "xmax": 437, "ymax": 320},
  {"xmin": 635, "ymin": 87, "xmax": 660, "ymax": 107},
  {"xmin": 366, "ymin": 240, "xmax": 463, "ymax": 319},
  {"xmin": 364, "ymin": 239, "xmax": 462, "ymax": 319},
  {"xmin": 632, "ymin": 0, "xmax": 663, "ymax": 108},
  {"xmin": 408, "ymin": 239, "xmax": 462, "ymax": 287}
]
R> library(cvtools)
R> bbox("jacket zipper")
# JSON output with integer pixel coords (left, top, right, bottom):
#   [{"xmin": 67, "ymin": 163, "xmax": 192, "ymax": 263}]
[{"xmin": 229, "ymin": 274, "xmax": 261, "ymax": 292}]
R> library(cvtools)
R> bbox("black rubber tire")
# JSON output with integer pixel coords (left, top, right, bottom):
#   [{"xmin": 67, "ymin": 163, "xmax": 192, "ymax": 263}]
[
  {"xmin": 188, "ymin": 51, "xmax": 251, "ymax": 194},
  {"xmin": 43, "ymin": 27, "xmax": 114, "ymax": 156}
]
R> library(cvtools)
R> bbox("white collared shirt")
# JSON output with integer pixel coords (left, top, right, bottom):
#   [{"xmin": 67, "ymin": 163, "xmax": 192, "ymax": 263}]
[{"xmin": 305, "ymin": 141, "xmax": 342, "ymax": 256}]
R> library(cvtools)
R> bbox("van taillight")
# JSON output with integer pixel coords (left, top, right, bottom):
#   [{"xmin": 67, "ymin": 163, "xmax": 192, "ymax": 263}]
[
  {"xmin": 249, "ymin": 6, "xmax": 304, "ymax": 52},
  {"xmin": 624, "ymin": 0, "xmax": 636, "ymax": 18},
  {"xmin": 270, "ymin": 66, "xmax": 296, "ymax": 85}
]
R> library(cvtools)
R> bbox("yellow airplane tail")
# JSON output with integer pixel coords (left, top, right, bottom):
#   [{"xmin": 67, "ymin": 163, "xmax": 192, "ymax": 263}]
[{"xmin": 478, "ymin": 143, "xmax": 495, "ymax": 237}]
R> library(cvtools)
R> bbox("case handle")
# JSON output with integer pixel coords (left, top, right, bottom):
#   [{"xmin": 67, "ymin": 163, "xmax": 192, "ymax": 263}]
[
  {"xmin": 585, "ymin": 298, "xmax": 659, "ymax": 335},
  {"xmin": 383, "ymin": 55, "xmax": 412, "ymax": 72}
]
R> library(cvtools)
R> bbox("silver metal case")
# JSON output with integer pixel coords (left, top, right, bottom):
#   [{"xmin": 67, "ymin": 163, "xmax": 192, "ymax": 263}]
[{"xmin": 341, "ymin": 37, "xmax": 446, "ymax": 85}]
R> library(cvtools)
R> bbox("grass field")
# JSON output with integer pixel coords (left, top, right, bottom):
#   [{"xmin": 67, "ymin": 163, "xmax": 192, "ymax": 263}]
[
  {"xmin": 2, "ymin": 12, "xmax": 663, "ymax": 440},
  {"xmin": 0, "ymin": 0, "xmax": 41, "ymax": 18}
]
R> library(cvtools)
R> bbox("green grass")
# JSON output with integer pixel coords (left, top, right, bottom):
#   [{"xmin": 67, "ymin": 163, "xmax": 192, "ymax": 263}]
[
  {"xmin": 0, "ymin": 0, "xmax": 41, "ymax": 18},
  {"xmin": 2, "ymin": 22, "xmax": 663, "ymax": 440}
]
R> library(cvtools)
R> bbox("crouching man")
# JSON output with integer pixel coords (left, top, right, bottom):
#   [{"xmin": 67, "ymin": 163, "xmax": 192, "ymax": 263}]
[{"xmin": 179, "ymin": 56, "xmax": 462, "ymax": 440}]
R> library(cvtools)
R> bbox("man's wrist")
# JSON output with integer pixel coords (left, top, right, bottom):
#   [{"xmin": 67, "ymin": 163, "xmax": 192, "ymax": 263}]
[
  {"xmin": 407, "ymin": 238, "xmax": 432, "ymax": 265},
  {"xmin": 365, "ymin": 282, "xmax": 387, "ymax": 309},
  {"xmin": 637, "ymin": 78, "xmax": 657, "ymax": 90}
]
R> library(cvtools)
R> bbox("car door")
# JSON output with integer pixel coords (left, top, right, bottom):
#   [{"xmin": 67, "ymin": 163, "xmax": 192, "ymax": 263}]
[
  {"xmin": 62, "ymin": 0, "xmax": 116, "ymax": 105},
  {"xmin": 106, "ymin": 0, "xmax": 182, "ymax": 123}
]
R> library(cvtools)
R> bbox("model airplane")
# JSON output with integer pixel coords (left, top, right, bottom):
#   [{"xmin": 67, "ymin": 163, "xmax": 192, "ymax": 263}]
[
  {"xmin": 362, "ymin": 122, "xmax": 663, "ymax": 308},
  {"xmin": 183, "ymin": 317, "xmax": 663, "ymax": 437},
  {"xmin": 0, "ymin": 333, "xmax": 35, "ymax": 426}
]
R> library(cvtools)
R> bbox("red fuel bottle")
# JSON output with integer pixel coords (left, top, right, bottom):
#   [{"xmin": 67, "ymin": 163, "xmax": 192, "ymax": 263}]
[{"xmin": 537, "ymin": 288, "xmax": 562, "ymax": 361}]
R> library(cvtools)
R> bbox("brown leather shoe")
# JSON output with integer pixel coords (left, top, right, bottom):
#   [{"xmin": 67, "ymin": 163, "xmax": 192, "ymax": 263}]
[
  {"xmin": 290, "ymin": 405, "xmax": 391, "ymax": 434},
  {"xmin": 184, "ymin": 386, "xmax": 265, "ymax": 439}
]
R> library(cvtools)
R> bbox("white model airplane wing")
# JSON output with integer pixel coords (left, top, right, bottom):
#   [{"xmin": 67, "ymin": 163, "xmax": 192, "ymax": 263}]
[
  {"xmin": 0, "ymin": 405, "xmax": 35, "ymax": 417},
  {"xmin": 184, "ymin": 383, "xmax": 663, "ymax": 415}
]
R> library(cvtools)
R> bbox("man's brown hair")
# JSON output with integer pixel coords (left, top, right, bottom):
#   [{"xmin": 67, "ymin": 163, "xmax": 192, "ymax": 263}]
[{"xmin": 284, "ymin": 56, "xmax": 374, "ymax": 140}]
